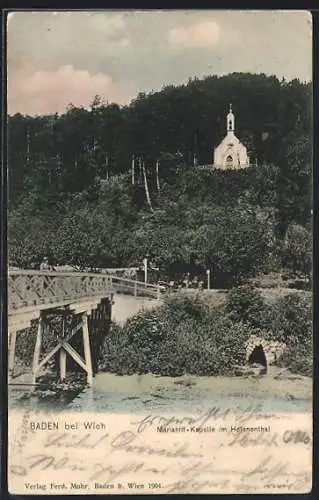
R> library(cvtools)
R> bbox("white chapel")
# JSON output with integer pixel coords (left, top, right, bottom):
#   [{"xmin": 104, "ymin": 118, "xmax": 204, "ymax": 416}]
[{"xmin": 213, "ymin": 104, "xmax": 250, "ymax": 170}]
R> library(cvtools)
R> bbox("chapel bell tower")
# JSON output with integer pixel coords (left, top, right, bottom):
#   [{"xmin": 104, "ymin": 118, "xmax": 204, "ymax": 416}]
[
  {"xmin": 227, "ymin": 103, "xmax": 235, "ymax": 134},
  {"xmin": 213, "ymin": 103, "xmax": 250, "ymax": 169}
]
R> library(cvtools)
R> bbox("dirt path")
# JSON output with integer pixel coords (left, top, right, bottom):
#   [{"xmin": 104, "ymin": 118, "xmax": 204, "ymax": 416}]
[{"xmin": 111, "ymin": 295, "xmax": 162, "ymax": 324}]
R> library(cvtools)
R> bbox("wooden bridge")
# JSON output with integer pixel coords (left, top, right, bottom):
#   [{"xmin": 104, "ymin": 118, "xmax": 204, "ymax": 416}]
[{"xmin": 8, "ymin": 270, "xmax": 161, "ymax": 387}]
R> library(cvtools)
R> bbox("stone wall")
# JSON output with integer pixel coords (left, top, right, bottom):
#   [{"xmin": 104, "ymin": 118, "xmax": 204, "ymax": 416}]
[{"xmin": 245, "ymin": 334, "xmax": 287, "ymax": 366}]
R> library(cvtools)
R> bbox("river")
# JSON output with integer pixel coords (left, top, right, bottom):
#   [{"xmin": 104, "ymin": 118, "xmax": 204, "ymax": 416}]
[{"xmin": 9, "ymin": 371, "xmax": 312, "ymax": 415}]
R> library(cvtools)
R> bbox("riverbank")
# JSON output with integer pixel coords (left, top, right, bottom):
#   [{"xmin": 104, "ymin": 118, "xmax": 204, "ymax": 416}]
[
  {"xmin": 9, "ymin": 369, "xmax": 312, "ymax": 414},
  {"xmin": 67, "ymin": 370, "xmax": 312, "ymax": 415},
  {"xmin": 10, "ymin": 368, "xmax": 312, "ymax": 402},
  {"xmin": 91, "ymin": 371, "xmax": 313, "ymax": 401}
]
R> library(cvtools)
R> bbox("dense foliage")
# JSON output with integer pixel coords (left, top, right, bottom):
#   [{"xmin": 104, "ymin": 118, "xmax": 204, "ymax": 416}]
[
  {"xmin": 225, "ymin": 286, "xmax": 312, "ymax": 376},
  {"xmin": 8, "ymin": 72, "xmax": 312, "ymax": 285},
  {"xmin": 100, "ymin": 294, "xmax": 251, "ymax": 376},
  {"xmin": 99, "ymin": 289, "xmax": 312, "ymax": 377}
]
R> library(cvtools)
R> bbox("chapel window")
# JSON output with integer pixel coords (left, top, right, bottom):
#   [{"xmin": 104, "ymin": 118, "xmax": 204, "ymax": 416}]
[{"xmin": 226, "ymin": 155, "xmax": 233, "ymax": 164}]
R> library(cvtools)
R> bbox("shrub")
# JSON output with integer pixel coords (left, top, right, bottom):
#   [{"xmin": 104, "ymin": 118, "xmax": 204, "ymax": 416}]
[
  {"xmin": 276, "ymin": 338, "xmax": 313, "ymax": 377},
  {"xmin": 266, "ymin": 293, "xmax": 312, "ymax": 376},
  {"xmin": 225, "ymin": 284, "xmax": 270, "ymax": 329},
  {"xmin": 99, "ymin": 322, "xmax": 139, "ymax": 375},
  {"xmin": 203, "ymin": 313, "xmax": 251, "ymax": 374},
  {"xmin": 123, "ymin": 309, "xmax": 166, "ymax": 346},
  {"xmin": 282, "ymin": 224, "xmax": 312, "ymax": 277},
  {"xmin": 268, "ymin": 294, "xmax": 312, "ymax": 347},
  {"xmin": 99, "ymin": 300, "xmax": 252, "ymax": 377},
  {"xmin": 162, "ymin": 293, "xmax": 209, "ymax": 327}
]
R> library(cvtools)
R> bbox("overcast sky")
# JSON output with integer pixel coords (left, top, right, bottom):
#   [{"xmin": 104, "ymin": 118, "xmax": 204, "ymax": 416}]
[{"xmin": 7, "ymin": 10, "xmax": 312, "ymax": 116}]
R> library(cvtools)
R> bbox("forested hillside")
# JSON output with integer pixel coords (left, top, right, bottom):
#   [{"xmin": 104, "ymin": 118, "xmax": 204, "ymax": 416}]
[{"xmin": 8, "ymin": 72, "xmax": 312, "ymax": 286}]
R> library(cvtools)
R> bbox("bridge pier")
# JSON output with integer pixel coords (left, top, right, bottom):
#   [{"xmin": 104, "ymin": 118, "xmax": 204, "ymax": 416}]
[
  {"xmin": 9, "ymin": 299, "xmax": 112, "ymax": 388},
  {"xmin": 30, "ymin": 308, "xmax": 98, "ymax": 387}
]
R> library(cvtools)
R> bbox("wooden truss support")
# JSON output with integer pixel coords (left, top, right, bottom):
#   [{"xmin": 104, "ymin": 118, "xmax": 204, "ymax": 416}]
[
  {"xmin": 59, "ymin": 314, "xmax": 67, "ymax": 381},
  {"xmin": 8, "ymin": 329, "xmax": 18, "ymax": 381},
  {"xmin": 32, "ymin": 312, "xmax": 44, "ymax": 385},
  {"xmin": 82, "ymin": 312, "xmax": 93, "ymax": 387},
  {"xmin": 32, "ymin": 310, "xmax": 94, "ymax": 387},
  {"xmin": 59, "ymin": 349, "xmax": 67, "ymax": 381}
]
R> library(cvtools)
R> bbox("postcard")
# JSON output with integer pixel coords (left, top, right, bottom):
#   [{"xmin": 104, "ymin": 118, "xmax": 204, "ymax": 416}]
[{"xmin": 7, "ymin": 10, "xmax": 313, "ymax": 494}]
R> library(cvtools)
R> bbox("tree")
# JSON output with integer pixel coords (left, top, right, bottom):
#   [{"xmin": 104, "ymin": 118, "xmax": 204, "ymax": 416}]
[{"xmin": 282, "ymin": 223, "xmax": 311, "ymax": 277}]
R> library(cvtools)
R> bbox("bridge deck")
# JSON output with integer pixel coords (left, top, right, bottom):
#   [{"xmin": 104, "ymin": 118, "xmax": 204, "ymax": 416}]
[
  {"xmin": 8, "ymin": 295, "xmax": 112, "ymax": 332},
  {"xmin": 8, "ymin": 269, "xmax": 160, "ymax": 316}
]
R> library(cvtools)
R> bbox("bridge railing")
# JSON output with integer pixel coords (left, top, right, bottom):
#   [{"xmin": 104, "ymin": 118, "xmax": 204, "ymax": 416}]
[{"xmin": 8, "ymin": 270, "xmax": 160, "ymax": 312}]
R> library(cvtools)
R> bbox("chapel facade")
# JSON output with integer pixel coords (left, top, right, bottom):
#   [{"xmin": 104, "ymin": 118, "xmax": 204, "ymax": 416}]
[{"xmin": 213, "ymin": 104, "xmax": 250, "ymax": 170}]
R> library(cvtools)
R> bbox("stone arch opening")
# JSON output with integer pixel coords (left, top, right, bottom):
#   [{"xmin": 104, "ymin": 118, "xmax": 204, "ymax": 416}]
[{"xmin": 248, "ymin": 344, "xmax": 267, "ymax": 369}]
